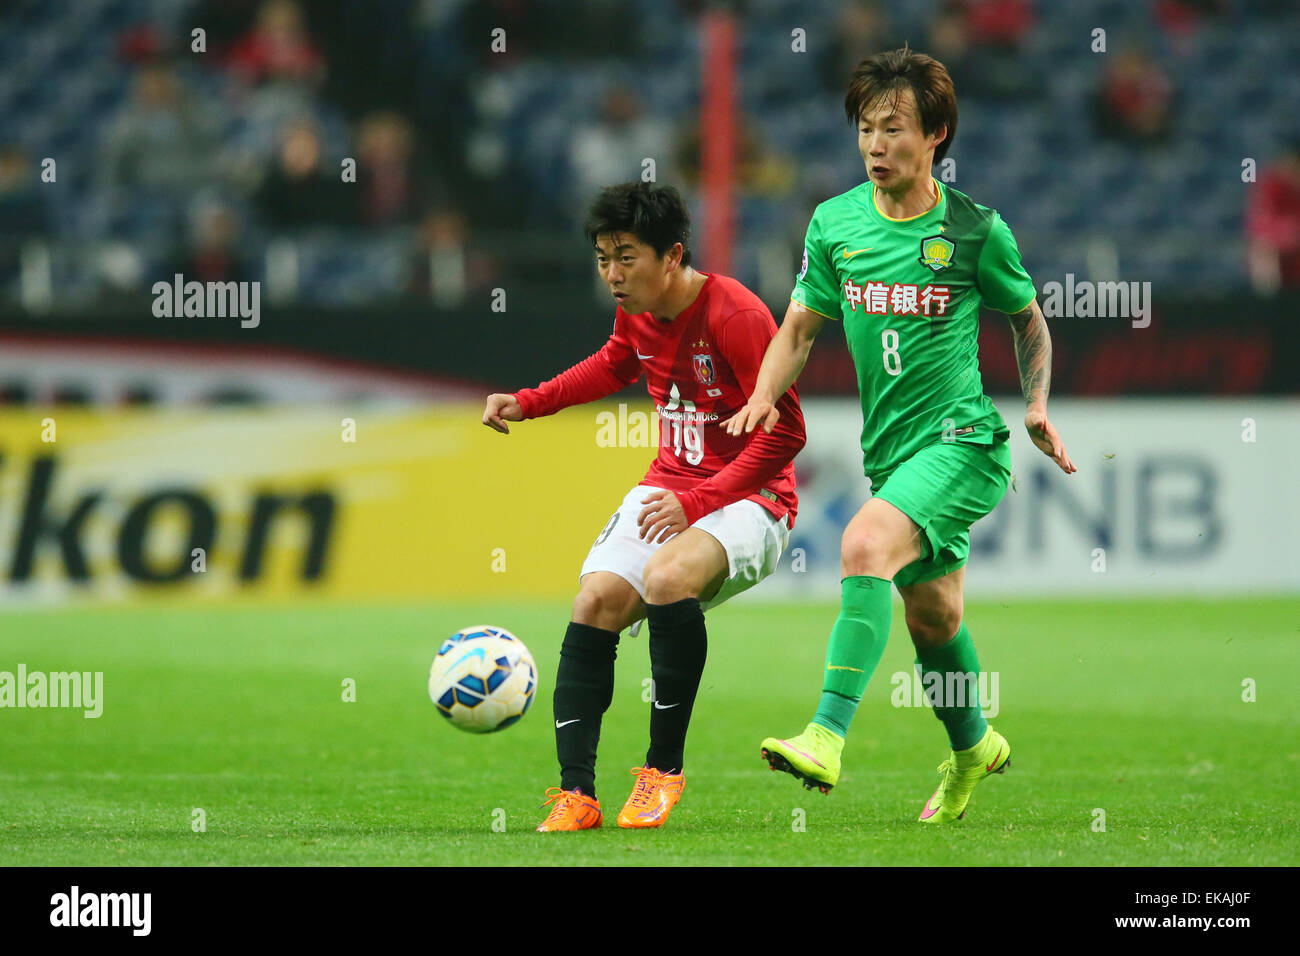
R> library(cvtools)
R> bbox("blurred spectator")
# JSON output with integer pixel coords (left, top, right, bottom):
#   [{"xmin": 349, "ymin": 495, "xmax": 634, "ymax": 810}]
[
  {"xmin": 408, "ymin": 208, "xmax": 492, "ymax": 307},
  {"xmin": 0, "ymin": 146, "xmax": 49, "ymax": 240},
  {"xmin": 1246, "ymin": 143, "xmax": 1300, "ymax": 295},
  {"xmin": 253, "ymin": 119, "xmax": 351, "ymax": 230},
  {"xmin": 929, "ymin": 0, "xmax": 1038, "ymax": 101},
  {"xmin": 1092, "ymin": 49, "xmax": 1175, "ymax": 145},
  {"xmin": 447, "ymin": 0, "xmax": 638, "ymax": 228},
  {"xmin": 355, "ymin": 111, "xmax": 438, "ymax": 228},
  {"xmin": 99, "ymin": 61, "xmax": 219, "ymax": 193},
  {"xmin": 227, "ymin": 0, "xmax": 326, "ymax": 90},
  {"xmin": 570, "ymin": 88, "xmax": 671, "ymax": 206},
  {"xmin": 169, "ymin": 200, "xmax": 254, "ymax": 284},
  {"xmin": 675, "ymin": 113, "xmax": 797, "ymax": 197},
  {"xmin": 822, "ymin": 2, "xmax": 899, "ymax": 96}
]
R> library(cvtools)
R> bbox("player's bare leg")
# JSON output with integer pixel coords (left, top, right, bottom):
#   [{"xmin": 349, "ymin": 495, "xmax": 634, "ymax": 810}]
[
  {"xmin": 899, "ymin": 567, "xmax": 1010, "ymax": 823},
  {"xmin": 898, "ymin": 566, "xmax": 965, "ymax": 652},
  {"xmin": 616, "ymin": 529, "xmax": 728, "ymax": 828},
  {"xmin": 762, "ymin": 498, "xmax": 922, "ymax": 792}
]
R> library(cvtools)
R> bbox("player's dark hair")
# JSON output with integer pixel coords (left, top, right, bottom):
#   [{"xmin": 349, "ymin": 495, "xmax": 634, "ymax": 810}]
[
  {"xmin": 584, "ymin": 182, "xmax": 693, "ymax": 267},
  {"xmin": 844, "ymin": 45, "xmax": 957, "ymax": 165}
]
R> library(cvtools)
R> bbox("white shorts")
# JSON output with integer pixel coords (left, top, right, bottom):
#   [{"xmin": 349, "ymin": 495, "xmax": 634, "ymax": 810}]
[{"xmin": 580, "ymin": 484, "xmax": 790, "ymax": 629}]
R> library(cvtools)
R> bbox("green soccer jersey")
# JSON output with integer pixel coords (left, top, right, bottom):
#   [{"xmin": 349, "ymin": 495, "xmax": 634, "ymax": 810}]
[{"xmin": 792, "ymin": 178, "xmax": 1035, "ymax": 484}]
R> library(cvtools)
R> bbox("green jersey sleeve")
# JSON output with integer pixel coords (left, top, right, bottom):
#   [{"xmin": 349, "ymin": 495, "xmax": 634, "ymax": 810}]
[
  {"xmin": 791, "ymin": 209, "xmax": 842, "ymax": 320},
  {"xmin": 976, "ymin": 213, "xmax": 1036, "ymax": 314}
]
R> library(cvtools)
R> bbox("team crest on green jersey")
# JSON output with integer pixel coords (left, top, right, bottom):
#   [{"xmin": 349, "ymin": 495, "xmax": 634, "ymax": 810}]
[{"xmin": 918, "ymin": 235, "xmax": 955, "ymax": 272}]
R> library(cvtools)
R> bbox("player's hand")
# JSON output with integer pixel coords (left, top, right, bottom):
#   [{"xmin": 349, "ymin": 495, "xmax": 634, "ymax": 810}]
[
  {"xmin": 482, "ymin": 393, "xmax": 523, "ymax": 434},
  {"xmin": 1025, "ymin": 405, "xmax": 1076, "ymax": 474},
  {"xmin": 722, "ymin": 398, "xmax": 780, "ymax": 437},
  {"xmin": 638, "ymin": 490, "xmax": 688, "ymax": 543}
]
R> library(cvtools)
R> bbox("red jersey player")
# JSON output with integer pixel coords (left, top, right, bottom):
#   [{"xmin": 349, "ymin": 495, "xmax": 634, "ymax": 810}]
[{"xmin": 482, "ymin": 182, "xmax": 806, "ymax": 832}]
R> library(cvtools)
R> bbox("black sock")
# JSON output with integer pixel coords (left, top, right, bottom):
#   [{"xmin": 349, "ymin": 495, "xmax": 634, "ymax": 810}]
[
  {"xmin": 554, "ymin": 621, "xmax": 619, "ymax": 800},
  {"xmin": 645, "ymin": 598, "xmax": 707, "ymax": 773}
]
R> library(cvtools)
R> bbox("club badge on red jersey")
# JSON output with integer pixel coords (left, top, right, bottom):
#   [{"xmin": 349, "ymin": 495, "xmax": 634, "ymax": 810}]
[{"xmin": 692, "ymin": 352, "xmax": 716, "ymax": 385}]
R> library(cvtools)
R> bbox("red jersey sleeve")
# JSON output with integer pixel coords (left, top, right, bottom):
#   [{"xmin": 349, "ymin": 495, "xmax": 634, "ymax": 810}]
[
  {"xmin": 514, "ymin": 314, "xmax": 642, "ymax": 418},
  {"xmin": 675, "ymin": 309, "xmax": 806, "ymax": 525}
]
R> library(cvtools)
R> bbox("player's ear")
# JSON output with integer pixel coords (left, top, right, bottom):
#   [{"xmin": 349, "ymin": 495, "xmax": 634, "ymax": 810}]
[{"xmin": 664, "ymin": 242, "xmax": 684, "ymax": 272}]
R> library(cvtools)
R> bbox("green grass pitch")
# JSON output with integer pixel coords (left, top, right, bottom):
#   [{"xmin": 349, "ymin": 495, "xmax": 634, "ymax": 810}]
[{"xmin": 1, "ymin": 597, "xmax": 1296, "ymax": 866}]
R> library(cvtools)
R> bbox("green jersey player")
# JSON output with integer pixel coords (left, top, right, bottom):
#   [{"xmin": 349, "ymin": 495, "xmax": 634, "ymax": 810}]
[{"xmin": 724, "ymin": 46, "xmax": 1076, "ymax": 823}]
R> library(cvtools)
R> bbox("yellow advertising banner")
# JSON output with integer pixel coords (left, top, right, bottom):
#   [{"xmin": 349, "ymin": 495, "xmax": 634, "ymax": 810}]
[{"xmin": 0, "ymin": 404, "xmax": 661, "ymax": 606}]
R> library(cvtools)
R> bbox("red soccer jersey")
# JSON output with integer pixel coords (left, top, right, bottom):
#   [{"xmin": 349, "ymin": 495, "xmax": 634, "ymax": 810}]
[{"xmin": 513, "ymin": 273, "xmax": 805, "ymax": 527}]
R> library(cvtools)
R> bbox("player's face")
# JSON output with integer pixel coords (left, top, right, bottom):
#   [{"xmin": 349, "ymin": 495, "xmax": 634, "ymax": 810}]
[
  {"xmin": 857, "ymin": 88, "xmax": 944, "ymax": 194},
  {"xmin": 594, "ymin": 233, "xmax": 674, "ymax": 315}
]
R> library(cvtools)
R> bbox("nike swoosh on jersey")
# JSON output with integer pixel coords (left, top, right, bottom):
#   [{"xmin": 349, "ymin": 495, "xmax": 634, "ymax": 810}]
[
  {"xmin": 652, "ymin": 701, "xmax": 681, "ymax": 710},
  {"xmin": 842, "ymin": 247, "xmax": 873, "ymax": 259},
  {"xmin": 636, "ymin": 351, "xmax": 654, "ymax": 360},
  {"xmin": 555, "ymin": 719, "xmax": 581, "ymax": 728}
]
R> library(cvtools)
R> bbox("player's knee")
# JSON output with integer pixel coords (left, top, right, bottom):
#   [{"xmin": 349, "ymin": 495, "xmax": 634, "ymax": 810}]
[
  {"xmin": 642, "ymin": 557, "xmax": 699, "ymax": 604},
  {"xmin": 841, "ymin": 529, "xmax": 894, "ymax": 577},
  {"xmin": 572, "ymin": 586, "xmax": 628, "ymax": 631}
]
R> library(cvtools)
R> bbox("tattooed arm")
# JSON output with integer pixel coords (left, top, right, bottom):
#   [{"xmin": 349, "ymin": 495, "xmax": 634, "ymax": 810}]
[
  {"xmin": 1008, "ymin": 299, "xmax": 1077, "ymax": 474},
  {"xmin": 1008, "ymin": 298, "xmax": 1052, "ymax": 408}
]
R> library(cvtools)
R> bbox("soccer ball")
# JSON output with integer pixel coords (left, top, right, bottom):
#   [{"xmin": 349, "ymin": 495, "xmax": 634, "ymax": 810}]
[{"xmin": 428, "ymin": 625, "xmax": 537, "ymax": 733}]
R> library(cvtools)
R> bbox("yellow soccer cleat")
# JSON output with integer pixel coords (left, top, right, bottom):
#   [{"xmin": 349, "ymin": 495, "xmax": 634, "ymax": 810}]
[
  {"xmin": 918, "ymin": 727, "xmax": 1011, "ymax": 823},
  {"xmin": 536, "ymin": 787, "xmax": 602, "ymax": 832},
  {"xmin": 760, "ymin": 722, "xmax": 843, "ymax": 793},
  {"xmin": 617, "ymin": 766, "xmax": 686, "ymax": 829}
]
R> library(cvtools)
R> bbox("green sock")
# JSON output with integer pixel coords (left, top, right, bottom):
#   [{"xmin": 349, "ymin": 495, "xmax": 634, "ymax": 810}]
[
  {"xmin": 811, "ymin": 575, "xmax": 893, "ymax": 738},
  {"xmin": 915, "ymin": 621, "xmax": 988, "ymax": 751}
]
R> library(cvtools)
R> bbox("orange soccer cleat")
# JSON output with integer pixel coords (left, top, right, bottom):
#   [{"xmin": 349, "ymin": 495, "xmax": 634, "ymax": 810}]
[
  {"xmin": 616, "ymin": 766, "xmax": 686, "ymax": 829},
  {"xmin": 536, "ymin": 787, "xmax": 602, "ymax": 832}
]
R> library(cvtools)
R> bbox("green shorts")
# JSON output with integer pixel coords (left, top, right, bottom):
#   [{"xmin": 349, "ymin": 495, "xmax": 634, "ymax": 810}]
[{"xmin": 871, "ymin": 439, "xmax": 1012, "ymax": 589}]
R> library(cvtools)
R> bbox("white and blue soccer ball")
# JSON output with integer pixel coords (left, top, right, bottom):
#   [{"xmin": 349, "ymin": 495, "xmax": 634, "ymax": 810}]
[{"xmin": 429, "ymin": 625, "xmax": 537, "ymax": 733}]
